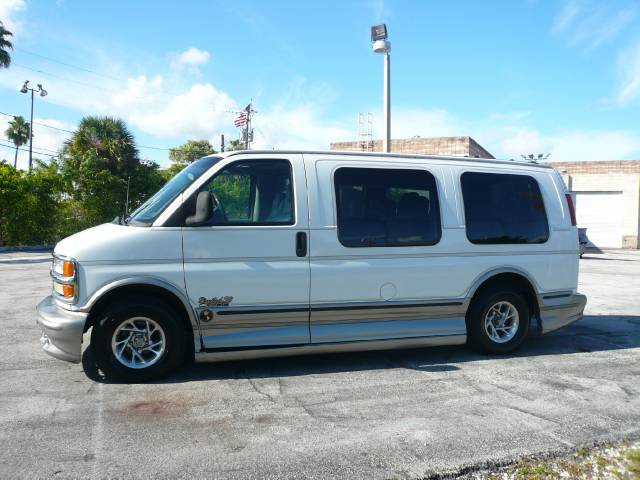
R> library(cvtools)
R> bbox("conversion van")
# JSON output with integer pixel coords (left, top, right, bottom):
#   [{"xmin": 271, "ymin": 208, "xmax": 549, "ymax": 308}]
[{"xmin": 37, "ymin": 151, "xmax": 586, "ymax": 381}]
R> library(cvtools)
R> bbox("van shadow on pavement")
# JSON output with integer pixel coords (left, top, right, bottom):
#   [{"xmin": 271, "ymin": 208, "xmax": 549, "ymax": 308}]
[{"xmin": 81, "ymin": 314, "xmax": 640, "ymax": 384}]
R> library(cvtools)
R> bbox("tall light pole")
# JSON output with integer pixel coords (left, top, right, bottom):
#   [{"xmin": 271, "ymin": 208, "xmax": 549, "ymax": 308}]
[
  {"xmin": 20, "ymin": 80, "xmax": 47, "ymax": 172},
  {"xmin": 372, "ymin": 24, "xmax": 391, "ymax": 153}
]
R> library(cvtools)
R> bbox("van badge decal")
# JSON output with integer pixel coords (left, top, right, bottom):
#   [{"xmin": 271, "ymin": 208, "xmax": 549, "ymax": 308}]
[{"xmin": 198, "ymin": 296, "xmax": 234, "ymax": 307}]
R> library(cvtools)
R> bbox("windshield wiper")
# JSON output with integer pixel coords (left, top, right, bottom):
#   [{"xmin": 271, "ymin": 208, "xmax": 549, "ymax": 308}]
[{"xmin": 111, "ymin": 215, "xmax": 131, "ymax": 225}]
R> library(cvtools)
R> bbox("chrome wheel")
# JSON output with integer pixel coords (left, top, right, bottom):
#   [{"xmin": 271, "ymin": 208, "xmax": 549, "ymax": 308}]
[
  {"xmin": 111, "ymin": 317, "xmax": 166, "ymax": 369},
  {"xmin": 483, "ymin": 301, "xmax": 519, "ymax": 344}
]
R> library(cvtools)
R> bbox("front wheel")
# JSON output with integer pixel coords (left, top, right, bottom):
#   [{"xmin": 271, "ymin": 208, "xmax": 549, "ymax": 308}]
[
  {"xmin": 466, "ymin": 290, "xmax": 530, "ymax": 354},
  {"xmin": 90, "ymin": 297, "xmax": 186, "ymax": 382}
]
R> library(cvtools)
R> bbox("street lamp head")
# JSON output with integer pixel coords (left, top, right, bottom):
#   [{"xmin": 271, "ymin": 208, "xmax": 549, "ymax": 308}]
[
  {"xmin": 373, "ymin": 39, "xmax": 391, "ymax": 54},
  {"xmin": 371, "ymin": 24, "xmax": 388, "ymax": 42},
  {"xmin": 371, "ymin": 24, "xmax": 390, "ymax": 54},
  {"xmin": 38, "ymin": 84, "xmax": 47, "ymax": 97},
  {"xmin": 20, "ymin": 80, "xmax": 29, "ymax": 94}
]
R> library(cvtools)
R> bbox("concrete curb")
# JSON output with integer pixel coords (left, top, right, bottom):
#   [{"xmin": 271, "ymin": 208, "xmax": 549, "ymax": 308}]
[{"xmin": 0, "ymin": 245, "xmax": 53, "ymax": 253}]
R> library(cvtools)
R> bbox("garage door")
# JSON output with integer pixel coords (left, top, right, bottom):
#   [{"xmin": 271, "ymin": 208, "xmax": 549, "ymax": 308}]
[{"xmin": 571, "ymin": 191, "xmax": 623, "ymax": 249}]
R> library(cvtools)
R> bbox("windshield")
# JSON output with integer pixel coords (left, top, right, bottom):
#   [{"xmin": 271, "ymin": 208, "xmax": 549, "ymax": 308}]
[{"xmin": 128, "ymin": 156, "xmax": 221, "ymax": 225}]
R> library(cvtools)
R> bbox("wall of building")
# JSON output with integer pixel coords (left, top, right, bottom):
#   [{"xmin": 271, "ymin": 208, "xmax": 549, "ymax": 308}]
[
  {"xmin": 330, "ymin": 136, "xmax": 494, "ymax": 159},
  {"xmin": 551, "ymin": 161, "xmax": 640, "ymax": 249}
]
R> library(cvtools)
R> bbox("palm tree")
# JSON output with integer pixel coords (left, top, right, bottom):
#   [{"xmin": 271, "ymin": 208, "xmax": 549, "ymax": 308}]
[
  {"xmin": 0, "ymin": 21, "xmax": 13, "ymax": 69},
  {"xmin": 64, "ymin": 116, "xmax": 139, "ymax": 175},
  {"xmin": 5, "ymin": 116, "xmax": 30, "ymax": 168}
]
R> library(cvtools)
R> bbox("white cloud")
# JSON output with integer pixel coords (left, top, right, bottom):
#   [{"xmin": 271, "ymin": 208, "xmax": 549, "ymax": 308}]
[
  {"xmin": 0, "ymin": 116, "xmax": 72, "ymax": 169},
  {"xmin": 252, "ymin": 104, "xmax": 352, "ymax": 150},
  {"xmin": 615, "ymin": 40, "xmax": 640, "ymax": 105},
  {"xmin": 477, "ymin": 125, "xmax": 640, "ymax": 162},
  {"xmin": 552, "ymin": 1, "xmax": 636, "ymax": 51},
  {"xmin": 128, "ymin": 82, "xmax": 236, "ymax": 138},
  {"xmin": 0, "ymin": 0, "xmax": 26, "ymax": 35},
  {"xmin": 553, "ymin": 0, "xmax": 582, "ymax": 33},
  {"xmin": 496, "ymin": 128, "xmax": 553, "ymax": 158},
  {"xmin": 385, "ymin": 108, "xmax": 460, "ymax": 139},
  {"xmin": 172, "ymin": 47, "xmax": 210, "ymax": 68},
  {"xmin": 545, "ymin": 130, "xmax": 640, "ymax": 161}
]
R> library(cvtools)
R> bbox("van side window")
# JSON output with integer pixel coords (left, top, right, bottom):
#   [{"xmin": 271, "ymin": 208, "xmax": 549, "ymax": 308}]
[
  {"xmin": 334, "ymin": 167, "xmax": 442, "ymax": 247},
  {"xmin": 193, "ymin": 159, "xmax": 294, "ymax": 226},
  {"xmin": 461, "ymin": 172, "xmax": 549, "ymax": 244}
]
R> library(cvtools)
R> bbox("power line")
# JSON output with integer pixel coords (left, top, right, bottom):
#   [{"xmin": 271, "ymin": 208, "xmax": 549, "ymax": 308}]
[
  {"xmin": 1, "ymin": 137, "xmax": 59, "ymax": 154},
  {"xmin": 15, "ymin": 47, "xmax": 128, "ymax": 83},
  {"xmin": 13, "ymin": 63, "xmax": 120, "ymax": 94},
  {"xmin": 0, "ymin": 111, "xmax": 171, "ymax": 151},
  {"xmin": 11, "ymin": 60, "xmax": 239, "ymax": 111},
  {"xmin": 0, "ymin": 141, "xmax": 57, "ymax": 157},
  {"xmin": 0, "ymin": 137, "xmax": 59, "ymax": 154}
]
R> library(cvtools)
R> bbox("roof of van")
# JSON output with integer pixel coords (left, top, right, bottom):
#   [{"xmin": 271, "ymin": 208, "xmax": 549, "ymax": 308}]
[{"xmin": 213, "ymin": 150, "xmax": 554, "ymax": 169}]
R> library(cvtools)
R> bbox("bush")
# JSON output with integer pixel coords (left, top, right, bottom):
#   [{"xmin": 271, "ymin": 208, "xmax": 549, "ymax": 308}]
[{"xmin": 0, "ymin": 161, "xmax": 62, "ymax": 245}]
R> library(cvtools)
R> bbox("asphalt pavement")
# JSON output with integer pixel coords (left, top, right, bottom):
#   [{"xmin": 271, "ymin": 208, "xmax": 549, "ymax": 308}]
[{"xmin": 0, "ymin": 250, "xmax": 639, "ymax": 479}]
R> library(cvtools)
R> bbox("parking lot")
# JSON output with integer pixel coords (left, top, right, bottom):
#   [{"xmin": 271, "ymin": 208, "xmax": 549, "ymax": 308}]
[{"xmin": 1, "ymin": 251, "xmax": 639, "ymax": 479}]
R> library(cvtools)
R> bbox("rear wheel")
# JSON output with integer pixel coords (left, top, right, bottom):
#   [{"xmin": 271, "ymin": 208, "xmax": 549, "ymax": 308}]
[
  {"xmin": 90, "ymin": 297, "xmax": 186, "ymax": 382},
  {"xmin": 466, "ymin": 289, "xmax": 530, "ymax": 354}
]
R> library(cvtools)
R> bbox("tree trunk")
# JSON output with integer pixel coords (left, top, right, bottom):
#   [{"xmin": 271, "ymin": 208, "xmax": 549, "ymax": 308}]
[{"xmin": 14, "ymin": 146, "xmax": 18, "ymax": 168}]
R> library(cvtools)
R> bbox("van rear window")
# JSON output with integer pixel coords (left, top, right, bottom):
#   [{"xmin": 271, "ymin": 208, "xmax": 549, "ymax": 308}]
[
  {"xmin": 334, "ymin": 167, "xmax": 441, "ymax": 247},
  {"xmin": 461, "ymin": 172, "xmax": 549, "ymax": 244}
]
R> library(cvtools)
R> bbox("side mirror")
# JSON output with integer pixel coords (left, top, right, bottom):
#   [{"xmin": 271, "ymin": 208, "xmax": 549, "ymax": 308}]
[{"xmin": 185, "ymin": 191, "xmax": 213, "ymax": 226}]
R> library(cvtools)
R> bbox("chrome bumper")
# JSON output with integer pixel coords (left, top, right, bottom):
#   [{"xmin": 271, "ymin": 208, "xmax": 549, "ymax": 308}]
[
  {"xmin": 539, "ymin": 293, "xmax": 587, "ymax": 334},
  {"xmin": 36, "ymin": 295, "xmax": 87, "ymax": 363}
]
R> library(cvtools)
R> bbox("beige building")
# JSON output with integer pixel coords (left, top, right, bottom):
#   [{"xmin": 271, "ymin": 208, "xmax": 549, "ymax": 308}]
[
  {"xmin": 551, "ymin": 161, "xmax": 640, "ymax": 250},
  {"xmin": 330, "ymin": 136, "xmax": 494, "ymax": 159}
]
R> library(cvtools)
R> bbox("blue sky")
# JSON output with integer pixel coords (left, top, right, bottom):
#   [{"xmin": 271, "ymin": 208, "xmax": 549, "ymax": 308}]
[{"xmin": 1, "ymin": 0, "xmax": 640, "ymax": 168}]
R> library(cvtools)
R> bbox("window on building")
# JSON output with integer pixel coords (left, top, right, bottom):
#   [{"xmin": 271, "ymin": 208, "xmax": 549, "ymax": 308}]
[
  {"xmin": 461, "ymin": 172, "xmax": 549, "ymax": 244},
  {"xmin": 194, "ymin": 159, "xmax": 294, "ymax": 226},
  {"xmin": 334, "ymin": 167, "xmax": 441, "ymax": 247}
]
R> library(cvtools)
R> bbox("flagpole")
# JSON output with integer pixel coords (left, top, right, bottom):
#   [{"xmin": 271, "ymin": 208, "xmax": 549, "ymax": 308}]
[{"xmin": 246, "ymin": 101, "xmax": 252, "ymax": 150}]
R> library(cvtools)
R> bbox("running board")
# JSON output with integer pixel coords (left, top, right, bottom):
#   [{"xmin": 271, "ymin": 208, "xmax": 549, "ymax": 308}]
[{"xmin": 193, "ymin": 334, "xmax": 467, "ymax": 363}]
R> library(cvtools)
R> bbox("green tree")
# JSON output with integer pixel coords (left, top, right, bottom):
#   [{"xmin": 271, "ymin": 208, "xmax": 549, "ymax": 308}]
[
  {"xmin": 226, "ymin": 139, "xmax": 245, "ymax": 151},
  {"xmin": 159, "ymin": 162, "xmax": 187, "ymax": 182},
  {"xmin": 0, "ymin": 21, "xmax": 12, "ymax": 69},
  {"xmin": 5, "ymin": 116, "xmax": 30, "ymax": 168},
  {"xmin": 60, "ymin": 116, "xmax": 164, "ymax": 228},
  {"xmin": 64, "ymin": 116, "xmax": 139, "ymax": 176},
  {"xmin": 169, "ymin": 139, "xmax": 216, "ymax": 164},
  {"xmin": 0, "ymin": 159, "xmax": 63, "ymax": 245}
]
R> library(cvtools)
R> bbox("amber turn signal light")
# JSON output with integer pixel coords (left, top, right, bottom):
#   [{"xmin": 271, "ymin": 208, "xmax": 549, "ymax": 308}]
[
  {"xmin": 62, "ymin": 283, "xmax": 75, "ymax": 298},
  {"xmin": 62, "ymin": 261, "xmax": 75, "ymax": 277}
]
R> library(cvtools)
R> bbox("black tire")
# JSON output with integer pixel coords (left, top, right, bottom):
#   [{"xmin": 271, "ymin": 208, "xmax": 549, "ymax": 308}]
[
  {"xmin": 90, "ymin": 296, "xmax": 187, "ymax": 382},
  {"xmin": 466, "ymin": 289, "xmax": 530, "ymax": 354}
]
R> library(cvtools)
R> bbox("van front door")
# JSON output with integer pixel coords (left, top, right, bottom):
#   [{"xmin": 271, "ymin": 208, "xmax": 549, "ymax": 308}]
[{"xmin": 182, "ymin": 155, "xmax": 310, "ymax": 349}]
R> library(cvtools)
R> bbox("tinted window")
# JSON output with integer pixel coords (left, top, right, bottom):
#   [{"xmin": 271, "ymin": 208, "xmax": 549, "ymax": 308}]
[
  {"xmin": 461, "ymin": 172, "xmax": 549, "ymax": 244},
  {"xmin": 335, "ymin": 167, "xmax": 441, "ymax": 247},
  {"xmin": 190, "ymin": 159, "xmax": 294, "ymax": 226}
]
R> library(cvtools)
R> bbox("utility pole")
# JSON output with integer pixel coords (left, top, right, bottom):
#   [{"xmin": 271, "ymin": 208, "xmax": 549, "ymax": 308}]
[
  {"xmin": 220, "ymin": 133, "xmax": 225, "ymax": 152},
  {"xmin": 234, "ymin": 102, "xmax": 255, "ymax": 150},
  {"xmin": 19, "ymin": 81, "xmax": 48, "ymax": 172},
  {"xmin": 372, "ymin": 24, "xmax": 391, "ymax": 153},
  {"xmin": 124, "ymin": 176, "xmax": 130, "ymax": 219},
  {"xmin": 383, "ymin": 52, "xmax": 390, "ymax": 153},
  {"xmin": 245, "ymin": 102, "xmax": 253, "ymax": 150}
]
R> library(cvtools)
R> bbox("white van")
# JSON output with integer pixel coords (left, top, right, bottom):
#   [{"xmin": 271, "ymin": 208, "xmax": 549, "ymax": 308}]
[{"xmin": 37, "ymin": 151, "xmax": 586, "ymax": 381}]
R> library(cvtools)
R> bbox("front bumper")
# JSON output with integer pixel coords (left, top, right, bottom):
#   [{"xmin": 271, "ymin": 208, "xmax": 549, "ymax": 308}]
[
  {"xmin": 36, "ymin": 295, "xmax": 87, "ymax": 363},
  {"xmin": 539, "ymin": 293, "xmax": 587, "ymax": 334}
]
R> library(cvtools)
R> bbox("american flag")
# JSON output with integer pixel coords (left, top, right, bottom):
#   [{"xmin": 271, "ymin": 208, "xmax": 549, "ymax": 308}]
[
  {"xmin": 234, "ymin": 112, "xmax": 247, "ymax": 127},
  {"xmin": 233, "ymin": 104, "xmax": 251, "ymax": 127}
]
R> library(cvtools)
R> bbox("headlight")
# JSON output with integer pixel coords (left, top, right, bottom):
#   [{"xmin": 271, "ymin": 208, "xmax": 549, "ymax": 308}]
[
  {"xmin": 50, "ymin": 254, "xmax": 77, "ymax": 302},
  {"xmin": 52, "ymin": 257, "xmax": 75, "ymax": 277}
]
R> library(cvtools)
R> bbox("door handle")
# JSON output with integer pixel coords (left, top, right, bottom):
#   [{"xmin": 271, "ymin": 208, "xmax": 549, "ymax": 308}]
[{"xmin": 296, "ymin": 232, "xmax": 307, "ymax": 257}]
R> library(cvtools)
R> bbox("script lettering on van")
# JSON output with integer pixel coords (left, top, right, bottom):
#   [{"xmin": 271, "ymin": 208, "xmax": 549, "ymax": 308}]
[{"xmin": 198, "ymin": 296, "xmax": 234, "ymax": 307}]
